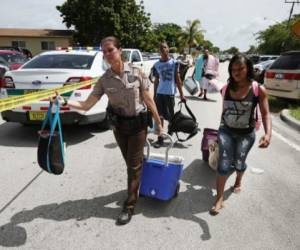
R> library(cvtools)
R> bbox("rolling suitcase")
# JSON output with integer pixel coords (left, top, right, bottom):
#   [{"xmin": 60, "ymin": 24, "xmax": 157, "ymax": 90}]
[
  {"xmin": 140, "ymin": 133, "xmax": 184, "ymax": 201},
  {"xmin": 201, "ymin": 128, "xmax": 218, "ymax": 162},
  {"xmin": 183, "ymin": 77, "xmax": 199, "ymax": 95}
]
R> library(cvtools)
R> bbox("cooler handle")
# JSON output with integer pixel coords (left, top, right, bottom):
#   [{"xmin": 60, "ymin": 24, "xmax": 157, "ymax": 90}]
[{"xmin": 145, "ymin": 132, "xmax": 174, "ymax": 166}]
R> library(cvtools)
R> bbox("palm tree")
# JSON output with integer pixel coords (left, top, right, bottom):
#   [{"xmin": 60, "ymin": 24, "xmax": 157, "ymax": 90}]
[{"xmin": 178, "ymin": 19, "xmax": 205, "ymax": 54}]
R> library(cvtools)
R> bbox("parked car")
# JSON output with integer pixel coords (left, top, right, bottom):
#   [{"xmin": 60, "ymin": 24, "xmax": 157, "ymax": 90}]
[
  {"xmin": 122, "ymin": 49, "xmax": 158, "ymax": 77},
  {"xmin": 219, "ymin": 54, "xmax": 227, "ymax": 62},
  {"xmin": 0, "ymin": 48, "xmax": 109, "ymax": 125},
  {"xmin": 219, "ymin": 53, "xmax": 232, "ymax": 62},
  {"xmin": 249, "ymin": 54, "xmax": 279, "ymax": 64},
  {"xmin": 264, "ymin": 51, "xmax": 300, "ymax": 100},
  {"xmin": 0, "ymin": 57, "xmax": 10, "ymax": 90},
  {"xmin": 254, "ymin": 59, "xmax": 275, "ymax": 84},
  {"xmin": 0, "ymin": 46, "xmax": 33, "ymax": 58},
  {"xmin": 0, "ymin": 66, "xmax": 8, "ymax": 90},
  {"xmin": 0, "ymin": 50, "xmax": 28, "ymax": 70}
]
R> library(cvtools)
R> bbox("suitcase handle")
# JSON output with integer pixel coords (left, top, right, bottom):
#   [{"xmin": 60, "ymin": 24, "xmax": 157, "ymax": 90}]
[{"xmin": 145, "ymin": 132, "xmax": 174, "ymax": 166}]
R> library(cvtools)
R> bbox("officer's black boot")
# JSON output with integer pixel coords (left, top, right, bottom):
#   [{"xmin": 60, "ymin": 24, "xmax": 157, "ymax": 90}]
[{"xmin": 116, "ymin": 208, "xmax": 133, "ymax": 225}]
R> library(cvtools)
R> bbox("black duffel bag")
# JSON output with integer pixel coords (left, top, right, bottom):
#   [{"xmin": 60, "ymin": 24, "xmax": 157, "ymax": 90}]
[
  {"xmin": 168, "ymin": 101, "xmax": 200, "ymax": 142},
  {"xmin": 37, "ymin": 101, "xmax": 65, "ymax": 175}
]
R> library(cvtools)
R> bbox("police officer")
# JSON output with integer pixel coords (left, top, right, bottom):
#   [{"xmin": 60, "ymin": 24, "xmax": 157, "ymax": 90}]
[{"xmin": 54, "ymin": 36, "xmax": 163, "ymax": 225}]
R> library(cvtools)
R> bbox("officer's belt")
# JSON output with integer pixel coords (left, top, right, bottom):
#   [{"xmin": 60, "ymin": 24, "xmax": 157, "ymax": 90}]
[{"xmin": 115, "ymin": 111, "xmax": 147, "ymax": 129}]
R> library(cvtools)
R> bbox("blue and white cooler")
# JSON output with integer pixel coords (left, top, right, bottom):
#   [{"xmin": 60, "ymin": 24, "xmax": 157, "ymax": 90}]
[{"xmin": 139, "ymin": 133, "xmax": 184, "ymax": 201}]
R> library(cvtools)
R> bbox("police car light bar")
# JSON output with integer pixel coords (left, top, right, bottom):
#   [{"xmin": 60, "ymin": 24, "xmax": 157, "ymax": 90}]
[{"xmin": 56, "ymin": 46, "xmax": 102, "ymax": 51}]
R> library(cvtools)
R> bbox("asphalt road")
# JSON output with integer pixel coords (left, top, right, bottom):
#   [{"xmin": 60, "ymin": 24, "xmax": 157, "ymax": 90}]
[{"xmin": 0, "ymin": 62, "xmax": 299, "ymax": 250}]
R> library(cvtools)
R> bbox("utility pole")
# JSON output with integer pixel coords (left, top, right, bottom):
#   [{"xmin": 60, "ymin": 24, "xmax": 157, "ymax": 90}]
[
  {"xmin": 285, "ymin": 0, "xmax": 299, "ymax": 27},
  {"xmin": 282, "ymin": 0, "xmax": 300, "ymax": 51}
]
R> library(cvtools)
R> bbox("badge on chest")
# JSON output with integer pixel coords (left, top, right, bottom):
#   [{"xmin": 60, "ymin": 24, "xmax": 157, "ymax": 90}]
[{"xmin": 126, "ymin": 74, "xmax": 140, "ymax": 88}]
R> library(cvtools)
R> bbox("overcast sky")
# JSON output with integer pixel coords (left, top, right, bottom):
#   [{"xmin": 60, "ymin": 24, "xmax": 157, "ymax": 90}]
[{"xmin": 1, "ymin": 0, "xmax": 300, "ymax": 51}]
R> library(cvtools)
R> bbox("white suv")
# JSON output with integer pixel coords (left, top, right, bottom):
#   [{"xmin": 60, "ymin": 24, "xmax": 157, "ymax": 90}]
[
  {"xmin": 264, "ymin": 51, "xmax": 300, "ymax": 100},
  {"xmin": 0, "ymin": 48, "xmax": 109, "ymax": 125}
]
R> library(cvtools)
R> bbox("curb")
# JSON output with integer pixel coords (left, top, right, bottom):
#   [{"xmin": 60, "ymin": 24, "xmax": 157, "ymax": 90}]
[{"xmin": 280, "ymin": 109, "xmax": 300, "ymax": 132}]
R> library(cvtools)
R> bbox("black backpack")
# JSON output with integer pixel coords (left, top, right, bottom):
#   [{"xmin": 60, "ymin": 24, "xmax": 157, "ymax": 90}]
[{"xmin": 168, "ymin": 101, "xmax": 200, "ymax": 142}]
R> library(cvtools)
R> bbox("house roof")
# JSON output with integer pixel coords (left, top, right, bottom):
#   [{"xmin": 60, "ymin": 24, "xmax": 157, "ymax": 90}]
[{"xmin": 0, "ymin": 28, "xmax": 74, "ymax": 38}]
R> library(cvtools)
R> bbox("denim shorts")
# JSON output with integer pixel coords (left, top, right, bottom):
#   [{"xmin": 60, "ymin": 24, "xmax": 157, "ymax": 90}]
[
  {"xmin": 217, "ymin": 126, "xmax": 256, "ymax": 176},
  {"xmin": 155, "ymin": 94, "xmax": 175, "ymax": 121}
]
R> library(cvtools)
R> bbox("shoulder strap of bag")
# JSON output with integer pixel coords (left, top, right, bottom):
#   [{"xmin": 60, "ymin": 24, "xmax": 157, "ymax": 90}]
[
  {"xmin": 179, "ymin": 101, "xmax": 197, "ymax": 122},
  {"xmin": 174, "ymin": 129, "xmax": 199, "ymax": 142},
  {"xmin": 251, "ymin": 81, "xmax": 260, "ymax": 124},
  {"xmin": 41, "ymin": 102, "xmax": 53, "ymax": 131},
  {"xmin": 56, "ymin": 102, "xmax": 65, "ymax": 166},
  {"xmin": 46, "ymin": 101, "xmax": 65, "ymax": 172},
  {"xmin": 173, "ymin": 101, "xmax": 199, "ymax": 142},
  {"xmin": 252, "ymin": 81, "xmax": 260, "ymax": 97}
]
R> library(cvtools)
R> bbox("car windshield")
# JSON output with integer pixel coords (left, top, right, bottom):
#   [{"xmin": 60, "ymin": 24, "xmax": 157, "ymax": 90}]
[
  {"xmin": 259, "ymin": 57, "xmax": 271, "ymax": 62},
  {"xmin": 250, "ymin": 56, "xmax": 259, "ymax": 64},
  {"xmin": 0, "ymin": 57, "xmax": 9, "ymax": 66},
  {"xmin": 270, "ymin": 54, "xmax": 300, "ymax": 70},
  {"xmin": 122, "ymin": 51, "xmax": 131, "ymax": 62},
  {"xmin": 0, "ymin": 53, "xmax": 27, "ymax": 64},
  {"xmin": 22, "ymin": 54, "xmax": 95, "ymax": 69},
  {"xmin": 260, "ymin": 60, "xmax": 274, "ymax": 67}
]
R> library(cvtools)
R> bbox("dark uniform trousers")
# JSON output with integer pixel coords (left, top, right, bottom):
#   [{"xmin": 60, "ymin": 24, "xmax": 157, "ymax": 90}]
[{"xmin": 113, "ymin": 127, "xmax": 147, "ymax": 213}]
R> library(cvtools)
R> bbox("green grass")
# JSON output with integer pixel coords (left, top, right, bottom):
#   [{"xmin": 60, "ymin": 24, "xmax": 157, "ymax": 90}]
[
  {"xmin": 268, "ymin": 96, "xmax": 300, "ymax": 121},
  {"xmin": 268, "ymin": 96, "xmax": 289, "ymax": 113},
  {"xmin": 290, "ymin": 107, "xmax": 300, "ymax": 121}
]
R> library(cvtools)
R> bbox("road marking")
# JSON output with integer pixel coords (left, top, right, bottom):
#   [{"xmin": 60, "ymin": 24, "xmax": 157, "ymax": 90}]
[
  {"xmin": 0, "ymin": 171, "xmax": 43, "ymax": 214},
  {"xmin": 272, "ymin": 129, "xmax": 300, "ymax": 152}
]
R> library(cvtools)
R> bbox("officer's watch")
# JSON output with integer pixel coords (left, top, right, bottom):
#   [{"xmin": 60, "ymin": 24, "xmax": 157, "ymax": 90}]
[{"xmin": 62, "ymin": 97, "xmax": 68, "ymax": 106}]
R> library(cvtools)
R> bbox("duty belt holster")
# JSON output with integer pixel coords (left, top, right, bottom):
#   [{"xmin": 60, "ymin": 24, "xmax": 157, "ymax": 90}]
[
  {"xmin": 106, "ymin": 105, "xmax": 148, "ymax": 132},
  {"xmin": 106, "ymin": 105, "xmax": 118, "ymax": 129}
]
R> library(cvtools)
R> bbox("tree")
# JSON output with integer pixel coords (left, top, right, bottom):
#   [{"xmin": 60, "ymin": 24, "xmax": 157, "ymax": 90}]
[
  {"xmin": 246, "ymin": 45, "xmax": 258, "ymax": 54},
  {"xmin": 256, "ymin": 14, "xmax": 300, "ymax": 54},
  {"xmin": 200, "ymin": 40, "xmax": 213, "ymax": 51},
  {"xmin": 178, "ymin": 19, "xmax": 205, "ymax": 53},
  {"xmin": 211, "ymin": 46, "xmax": 220, "ymax": 54},
  {"xmin": 152, "ymin": 23, "xmax": 182, "ymax": 49},
  {"xmin": 223, "ymin": 46, "xmax": 239, "ymax": 55},
  {"xmin": 56, "ymin": 0, "xmax": 152, "ymax": 50}
]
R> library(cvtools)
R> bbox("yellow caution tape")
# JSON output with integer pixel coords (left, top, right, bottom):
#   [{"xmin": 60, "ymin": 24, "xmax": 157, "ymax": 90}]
[{"xmin": 0, "ymin": 78, "xmax": 98, "ymax": 112}]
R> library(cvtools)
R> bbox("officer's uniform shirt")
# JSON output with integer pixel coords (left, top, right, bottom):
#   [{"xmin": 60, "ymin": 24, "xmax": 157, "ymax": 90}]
[{"xmin": 91, "ymin": 62, "xmax": 150, "ymax": 117}]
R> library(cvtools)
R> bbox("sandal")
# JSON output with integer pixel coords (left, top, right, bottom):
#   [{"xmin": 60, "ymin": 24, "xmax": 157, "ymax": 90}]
[
  {"xmin": 209, "ymin": 203, "xmax": 224, "ymax": 216},
  {"xmin": 231, "ymin": 186, "xmax": 241, "ymax": 194},
  {"xmin": 209, "ymin": 207, "xmax": 220, "ymax": 216}
]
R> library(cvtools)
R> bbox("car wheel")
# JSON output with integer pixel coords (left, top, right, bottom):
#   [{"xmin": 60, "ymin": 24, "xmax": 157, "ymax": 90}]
[{"xmin": 96, "ymin": 117, "xmax": 110, "ymax": 130}]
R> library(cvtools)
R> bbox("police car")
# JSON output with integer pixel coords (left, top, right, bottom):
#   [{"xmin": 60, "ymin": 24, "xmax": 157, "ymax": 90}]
[{"xmin": 0, "ymin": 47, "xmax": 109, "ymax": 125}]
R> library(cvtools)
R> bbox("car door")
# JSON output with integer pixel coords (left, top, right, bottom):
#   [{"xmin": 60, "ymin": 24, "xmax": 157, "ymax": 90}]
[{"xmin": 131, "ymin": 50, "xmax": 143, "ymax": 68}]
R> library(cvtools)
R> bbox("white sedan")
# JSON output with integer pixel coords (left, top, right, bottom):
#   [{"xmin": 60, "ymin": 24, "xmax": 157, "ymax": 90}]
[{"xmin": 0, "ymin": 48, "xmax": 109, "ymax": 126}]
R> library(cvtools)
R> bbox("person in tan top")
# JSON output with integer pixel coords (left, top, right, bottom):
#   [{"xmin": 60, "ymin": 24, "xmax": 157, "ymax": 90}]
[{"xmin": 54, "ymin": 36, "xmax": 163, "ymax": 225}]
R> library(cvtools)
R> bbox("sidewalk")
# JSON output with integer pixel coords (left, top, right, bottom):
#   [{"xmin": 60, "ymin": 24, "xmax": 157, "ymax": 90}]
[{"xmin": 280, "ymin": 109, "xmax": 300, "ymax": 132}]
